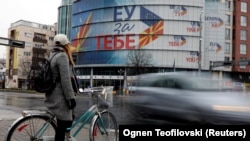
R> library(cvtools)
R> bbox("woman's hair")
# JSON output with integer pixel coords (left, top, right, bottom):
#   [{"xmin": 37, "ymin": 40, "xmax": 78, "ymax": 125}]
[{"xmin": 63, "ymin": 45, "xmax": 75, "ymax": 66}]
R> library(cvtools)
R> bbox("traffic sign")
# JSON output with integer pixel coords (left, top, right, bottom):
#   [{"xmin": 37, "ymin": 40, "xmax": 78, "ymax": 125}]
[
  {"xmin": 212, "ymin": 61, "xmax": 225, "ymax": 67},
  {"xmin": 0, "ymin": 37, "xmax": 25, "ymax": 48},
  {"xmin": 238, "ymin": 60, "xmax": 249, "ymax": 66},
  {"xmin": 210, "ymin": 61, "xmax": 234, "ymax": 67},
  {"xmin": 0, "ymin": 38, "xmax": 9, "ymax": 45},
  {"xmin": 209, "ymin": 61, "xmax": 234, "ymax": 71}
]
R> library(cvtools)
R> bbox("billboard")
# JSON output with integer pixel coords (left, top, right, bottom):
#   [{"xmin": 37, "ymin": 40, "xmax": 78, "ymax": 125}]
[
  {"xmin": 77, "ymin": 50, "xmax": 200, "ymax": 68},
  {"xmin": 203, "ymin": 0, "xmax": 225, "ymax": 70},
  {"xmin": 71, "ymin": 0, "xmax": 206, "ymax": 68}
]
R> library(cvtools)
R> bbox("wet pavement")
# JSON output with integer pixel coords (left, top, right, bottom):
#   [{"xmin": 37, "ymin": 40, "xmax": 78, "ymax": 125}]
[
  {"xmin": 0, "ymin": 119, "xmax": 12, "ymax": 140},
  {"xmin": 0, "ymin": 91, "xmax": 130, "ymax": 140},
  {"xmin": 0, "ymin": 119, "xmax": 106, "ymax": 141}
]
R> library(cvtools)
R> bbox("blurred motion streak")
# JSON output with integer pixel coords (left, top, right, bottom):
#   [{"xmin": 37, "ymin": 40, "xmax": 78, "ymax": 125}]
[
  {"xmin": 125, "ymin": 72, "xmax": 250, "ymax": 125},
  {"xmin": 212, "ymin": 105, "xmax": 250, "ymax": 112}
]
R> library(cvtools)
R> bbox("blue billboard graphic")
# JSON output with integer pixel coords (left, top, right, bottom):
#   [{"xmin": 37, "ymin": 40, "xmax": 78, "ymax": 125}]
[{"xmin": 71, "ymin": 0, "xmax": 204, "ymax": 67}]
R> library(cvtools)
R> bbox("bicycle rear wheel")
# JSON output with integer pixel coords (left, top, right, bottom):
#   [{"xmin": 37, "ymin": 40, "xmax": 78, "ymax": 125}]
[
  {"xmin": 91, "ymin": 111, "xmax": 118, "ymax": 141},
  {"xmin": 6, "ymin": 115, "xmax": 56, "ymax": 141}
]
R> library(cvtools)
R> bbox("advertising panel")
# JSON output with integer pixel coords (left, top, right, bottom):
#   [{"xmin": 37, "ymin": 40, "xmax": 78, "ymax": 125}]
[
  {"xmin": 71, "ymin": 0, "xmax": 204, "ymax": 67},
  {"xmin": 72, "ymin": 0, "xmax": 203, "ymax": 13},
  {"xmin": 72, "ymin": 20, "xmax": 201, "ymax": 37},
  {"xmin": 72, "ymin": 5, "xmax": 202, "ymax": 26},
  {"xmin": 78, "ymin": 50, "xmax": 199, "ymax": 68},
  {"xmin": 203, "ymin": 0, "xmax": 225, "ymax": 69}
]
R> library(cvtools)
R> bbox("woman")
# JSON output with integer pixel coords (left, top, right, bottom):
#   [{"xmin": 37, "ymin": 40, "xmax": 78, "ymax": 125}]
[{"xmin": 44, "ymin": 34, "xmax": 78, "ymax": 141}]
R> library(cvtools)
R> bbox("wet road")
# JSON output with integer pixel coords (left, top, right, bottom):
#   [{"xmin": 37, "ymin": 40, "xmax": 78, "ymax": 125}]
[
  {"xmin": 0, "ymin": 91, "xmax": 132, "ymax": 140},
  {"xmin": 0, "ymin": 91, "xmax": 130, "ymax": 124}
]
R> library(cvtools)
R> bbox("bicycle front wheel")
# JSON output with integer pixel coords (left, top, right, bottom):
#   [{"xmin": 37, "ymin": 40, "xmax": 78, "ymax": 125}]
[
  {"xmin": 6, "ymin": 115, "xmax": 56, "ymax": 141},
  {"xmin": 91, "ymin": 111, "xmax": 118, "ymax": 141}
]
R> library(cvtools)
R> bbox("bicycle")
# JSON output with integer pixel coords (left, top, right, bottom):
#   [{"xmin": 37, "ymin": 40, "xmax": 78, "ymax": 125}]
[{"xmin": 5, "ymin": 86, "xmax": 118, "ymax": 141}]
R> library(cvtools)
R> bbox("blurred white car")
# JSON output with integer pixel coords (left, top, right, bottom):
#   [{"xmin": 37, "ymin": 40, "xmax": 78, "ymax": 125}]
[
  {"xmin": 126, "ymin": 72, "xmax": 250, "ymax": 125},
  {"xmin": 128, "ymin": 86, "xmax": 136, "ymax": 94},
  {"xmin": 128, "ymin": 81, "xmax": 138, "ymax": 94}
]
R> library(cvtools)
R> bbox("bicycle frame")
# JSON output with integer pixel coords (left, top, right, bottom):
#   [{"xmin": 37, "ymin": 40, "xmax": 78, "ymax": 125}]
[
  {"xmin": 12, "ymin": 104, "xmax": 103, "ymax": 140},
  {"xmin": 89, "ymin": 110, "xmax": 109, "ymax": 138},
  {"xmin": 6, "ymin": 87, "xmax": 114, "ymax": 141},
  {"xmin": 35, "ymin": 115, "xmax": 55, "ymax": 138},
  {"xmin": 68, "ymin": 104, "xmax": 99, "ymax": 137},
  {"xmin": 68, "ymin": 88, "xmax": 111, "ymax": 138}
]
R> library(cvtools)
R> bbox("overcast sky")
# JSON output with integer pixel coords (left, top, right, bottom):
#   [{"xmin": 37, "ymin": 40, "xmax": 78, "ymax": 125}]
[{"xmin": 0, "ymin": 0, "xmax": 61, "ymax": 58}]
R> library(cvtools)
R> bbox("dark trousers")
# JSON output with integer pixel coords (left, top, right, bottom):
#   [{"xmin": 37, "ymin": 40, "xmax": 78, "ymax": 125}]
[{"xmin": 55, "ymin": 118, "xmax": 73, "ymax": 141}]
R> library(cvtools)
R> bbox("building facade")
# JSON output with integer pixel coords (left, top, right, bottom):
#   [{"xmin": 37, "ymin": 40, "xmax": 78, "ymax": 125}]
[
  {"xmin": 58, "ymin": 0, "xmax": 73, "ymax": 40},
  {"xmin": 231, "ymin": 0, "xmax": 250, "ymax": 81},
  {"xmin": 5, "ymin": 20, "xmax": 56, "ymax": 89},
  {"xmin": 69, "ymin": 0, "xmax": 237, "ymax": 89}
]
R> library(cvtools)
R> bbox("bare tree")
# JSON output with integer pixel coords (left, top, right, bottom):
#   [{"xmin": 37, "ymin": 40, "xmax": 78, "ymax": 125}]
[
  {"xmin": 0, "ymin": 58, "xmax": 6, "ymax": 88},
  {"xmin": 0, "ymin": 58, "xmax": 5, "ymax": 65},
  {"xmin": 0, "ymin": 58, "xmax": 5, "ymax": 69},
  {"xmin": 126, "ymin": 49, "xmax": 153, "ymax": 75},
  {"xmin": 18, "ymin": 57, "xmax": 32, "ymax": 89}
]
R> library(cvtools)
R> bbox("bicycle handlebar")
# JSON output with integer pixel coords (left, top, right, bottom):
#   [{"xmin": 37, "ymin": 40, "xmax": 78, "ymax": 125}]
[{"xmin": 79, "ymin": 86, "xmax": 113, "ymax": 108}]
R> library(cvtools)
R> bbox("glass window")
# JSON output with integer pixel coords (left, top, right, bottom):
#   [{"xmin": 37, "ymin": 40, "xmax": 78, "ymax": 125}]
[
  {"xmin": 240, "ymin": 44, "xmax": 247, "ymax": 54},
  {"xmin": 224, "ymin": 57, "xmax": 230, "ymax": 62},
  {"xmin": 34, "ymin": 44, "xmax": 42, "ymax": 48},
  {"xmin": 241, "ymin": 2, "xmax": 247, "ymax": 13},
  {"xmin": 225, "ymin": 29, "xmax": 230, "ymax": 40},
  {"xmin": 225, "ymin": 15, "xmax": 230, "ymax": 25},
  {"xmin": 23, "ymin": 52, "xmax": 31, "ymax": 56},
  {"xmin": 25, "ymin": 42, "xmax": 32, "ymax": 47},
  {"xmin": 75, "ymin": 68, "xmax": 91, "ymax": 75},
  {"xmin": 24, "ymin": 32, "xmax": 32, "ymax": 38},
  {"xmin": 240, "ymin": 30, "xmax": 247, "ymax": 40},
  {"xmin": 241, "ymin": 16, "xmax": 247, "ymax": 26},
  {"xmin": 239, "ymin": 57, "xmax": 247, "ymax": 68},
  {"xmin": 226, "ymin": 1, "xmax": 231, "ymax": 11},
  {"xmin": 224, "ymin": 43, "xmax": 230, "ymax": 54}
]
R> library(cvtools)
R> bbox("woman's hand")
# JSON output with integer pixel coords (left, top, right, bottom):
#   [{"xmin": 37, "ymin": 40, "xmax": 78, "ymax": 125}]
[{"xmin": 67, "ymin": 98, "xmax": 76, "ymax": 109}]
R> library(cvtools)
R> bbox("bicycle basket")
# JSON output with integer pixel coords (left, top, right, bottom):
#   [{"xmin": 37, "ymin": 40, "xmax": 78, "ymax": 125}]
[{"xmin": 92, "ymin": 86, "xmax": 114, "ymax": 108}]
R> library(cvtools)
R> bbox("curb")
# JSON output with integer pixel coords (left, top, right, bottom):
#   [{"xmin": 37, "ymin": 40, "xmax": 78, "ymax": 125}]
[{"xmin": 0, "ymin": 89, "xmax": 39, "ymax": 94}]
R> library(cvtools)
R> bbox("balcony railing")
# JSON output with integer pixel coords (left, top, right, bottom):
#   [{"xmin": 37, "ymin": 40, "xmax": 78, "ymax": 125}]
[
  {"xmin": 33, "ymin": 37, "xmax": 47, "ymax": 43},
  {"xmin": 32, "ymin": 47, "xmax": 47, "ymax": 53}
]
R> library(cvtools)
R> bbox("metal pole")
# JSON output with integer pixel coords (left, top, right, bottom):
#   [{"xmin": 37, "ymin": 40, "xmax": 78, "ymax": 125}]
[
  {"xmin": 119, "ymin": 75, "xmax": 121, "ymax": 95},
  {"xmin": 198, "ymin": 10, "xmax": 203, "ymax": 72},
  {"xmin": 209, "ymin": 61, "xmax": 213, "ymax": 73},
  {"xmin": 3, "ymin": 73, "xmax": 5, "ymax": 89},
  {"xmin": 118, "ymin": 69, "xmax": 124, "ymax": 95}
]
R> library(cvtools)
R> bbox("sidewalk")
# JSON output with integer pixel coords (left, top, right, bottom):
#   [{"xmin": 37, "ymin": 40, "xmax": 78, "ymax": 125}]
[{"xmin": 0, "ymin": 88, "xmax": 38, "ymax": 94}]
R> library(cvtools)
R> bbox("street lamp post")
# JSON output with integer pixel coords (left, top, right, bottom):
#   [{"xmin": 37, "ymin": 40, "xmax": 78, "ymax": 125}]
[
  {"xmin": 118, "ymin": 69, "xmax": 124, "ymax": 95},
  {"xmin": 2, "ymin": 72, "xmax": 6, "ymax": 89},
  {"xmin": 209, "ymin": 61, "xmax": 213, "ymax": 73},
  {"xmin": 0, "ymin": 72, "xmax": 6, "ymax": 89},
  {"xmin": 198, "ymin": 10, "xmax": 203, "ymax": 72}
]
